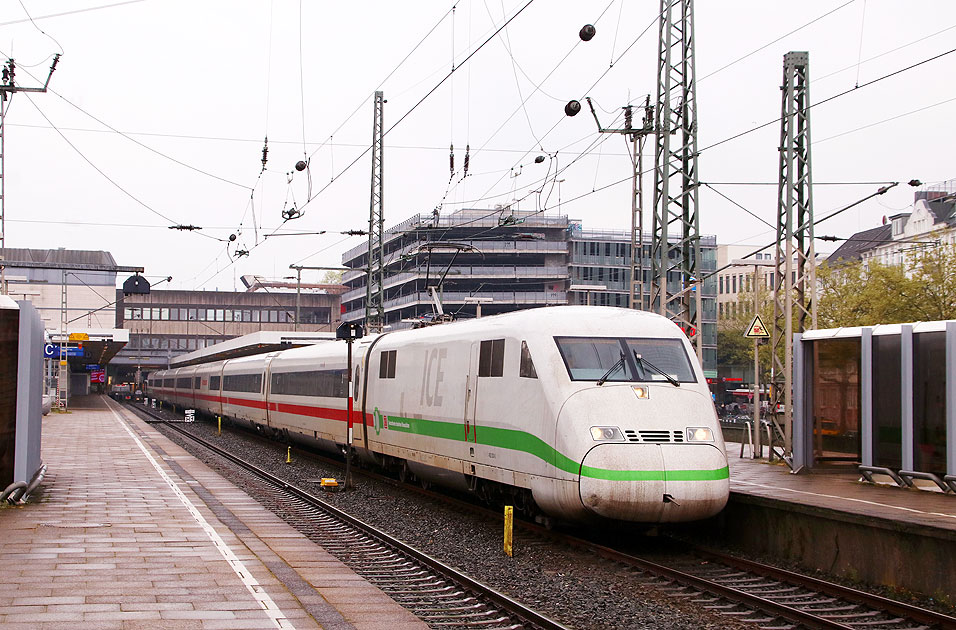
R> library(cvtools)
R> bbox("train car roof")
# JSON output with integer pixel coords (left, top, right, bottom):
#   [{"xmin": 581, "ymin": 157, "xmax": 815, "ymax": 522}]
[{"xmin": 377, "ymin": 305, "xmax": 686, "ymax": 345}]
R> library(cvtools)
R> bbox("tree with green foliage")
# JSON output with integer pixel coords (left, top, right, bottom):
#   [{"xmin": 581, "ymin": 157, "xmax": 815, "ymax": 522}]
[
  {"xmin": 816, "ymin": 239, "xmax": 956, "ymax": 327},
  {"xmin": 907, "ymin": 241, "xmax": 956, "ymax": 321}
]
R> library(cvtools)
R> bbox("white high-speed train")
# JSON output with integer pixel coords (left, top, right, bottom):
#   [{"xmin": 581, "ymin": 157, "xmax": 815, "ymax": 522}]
[{"xmin": 148, "ymin": 306, "xmax": 729, "ymax": 523}]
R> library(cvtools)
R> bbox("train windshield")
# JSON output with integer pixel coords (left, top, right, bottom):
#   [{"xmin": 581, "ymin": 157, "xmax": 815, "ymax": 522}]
[{"xmin": 554, "ymin": 337, "xmax": 697, "ymax": 384}]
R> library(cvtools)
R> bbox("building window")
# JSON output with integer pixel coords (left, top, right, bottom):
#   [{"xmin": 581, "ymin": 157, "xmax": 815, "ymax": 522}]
[
  {"xmin": 732, "ymin": 276, "xmax": 737, "ymax": 293},
  {"xmin": 479, "ymin": 339, "xmax": 505, "ymax": 377},
  {"xmin": 719, "ymin": 276, "xmax": 724, "ymax": 294}
]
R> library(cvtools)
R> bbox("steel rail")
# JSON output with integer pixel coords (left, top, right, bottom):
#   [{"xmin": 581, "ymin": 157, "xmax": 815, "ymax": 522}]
[
  {"xmin": 691, "ymin": 547, "xmax": 956, "ymax": 630},
  {"xmin": 132, "ymin": 406, "xmax": 567, "ymax": 630},
  {"xmin": 131, "ymin": 402, "xmax": 954, "ymax": 630}
]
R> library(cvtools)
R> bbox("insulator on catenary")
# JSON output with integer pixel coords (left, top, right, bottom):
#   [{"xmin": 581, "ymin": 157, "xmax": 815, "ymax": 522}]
[
  {"xmin": 463, "ymin": 144, "xmax": 470, "ymax": 175},
  {"xmin": 449, "ymin": 144, "xmax": 454, "ymax": 174},
  {"xmin": 261, "ymin": 137, "xmax": 269, "ymax": 168}
]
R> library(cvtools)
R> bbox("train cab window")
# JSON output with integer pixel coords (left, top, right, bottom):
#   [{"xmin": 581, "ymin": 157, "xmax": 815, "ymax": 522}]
[
  {"xmin": 379, "ymin": 350, "xmax": 397, "ymax": 379},
  {"xmin": 210, "ymin": 375, "xmax": 221, "ymax": 391},
  {"xmin": 519, "ymin": 341, "xmax": 537, "ymax": 379},
  {"xmin": 479, "ymin": 339, "xmax": 505, "ymax": 377},
  {"xmin": 624, "ymin": 338, "xmax": 697, "ymax": 383},
  {"xmin": 554, "ymin": 336, "xmax": 697, "ymax": 383}
]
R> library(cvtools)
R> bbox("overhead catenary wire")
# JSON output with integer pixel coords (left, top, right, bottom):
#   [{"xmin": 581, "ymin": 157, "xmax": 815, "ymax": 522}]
[
  {"xmin": 7, "ymin": 58, "xmax": 253, "ymax": 190},
  {"xmin": 700, "ymin": 45, "xmax": 956, "ymax": 155},
  {"xmin": 0, "ymin": 0, "xmax": 148, "ymax": 28},
  {"xmin": 292, "ymin": 0, "xmax": 537, "ymax": 217},
  {"xmin": 697, "ymin": 0, "xmax": 855, "ymax": 83},
  {"xmin": 17, "ymin": 0, "xmax": 65, "ymax": 56}
]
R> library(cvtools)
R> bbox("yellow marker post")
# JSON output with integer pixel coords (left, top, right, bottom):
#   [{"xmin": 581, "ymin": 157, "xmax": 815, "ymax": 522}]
[
  {"xmin": 286, "ymin": 446, "xmax": 291, "ymax": 464},
  {"xmin": 503, "ymin": 506, "xmax": 513, "ymax": 557},
  {"xmin": 217, "ymin": 416, "xmax": 221, "ymax": 435}
]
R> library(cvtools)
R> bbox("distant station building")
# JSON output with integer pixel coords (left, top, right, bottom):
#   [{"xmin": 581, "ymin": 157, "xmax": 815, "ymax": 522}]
[
  {"xmin": 112, "ymin": 276, "xmax": 344, "ymax": 379},
  {"xmin": 2, "ymin": 248, "xmax": 134, "ymax": 399},
  {"xmin": 340, "ymin": 208, "xmax": 717, "ymax": 375}
]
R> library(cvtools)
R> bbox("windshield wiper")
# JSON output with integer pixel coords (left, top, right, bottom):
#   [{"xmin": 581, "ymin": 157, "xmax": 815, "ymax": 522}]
[
  {"xmin": 597, "ymin": 351, "xmax": 626, "ymax": 386},
  {"xmin": 633, "ymin": 351, "xmax": 680, "ymax": 387}
]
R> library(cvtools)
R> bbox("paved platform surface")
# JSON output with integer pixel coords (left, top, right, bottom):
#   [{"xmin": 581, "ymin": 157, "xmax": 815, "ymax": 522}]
[
  {"xmin": 726, "ymin": 442, "xmax": 956, "ymax": 533},
  {"xmin": 0, "ymin": 395, "xmax": 428, "ymax": 630}
]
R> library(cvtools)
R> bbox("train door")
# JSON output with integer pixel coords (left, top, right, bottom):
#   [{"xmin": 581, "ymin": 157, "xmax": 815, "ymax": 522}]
[
  {"xmin": 464, "ymin": 342, "xmax": 479, "ymax": 445},
  {"xmin": 262, "ymin": 353, "xmax": 279, "ymax": 429}
]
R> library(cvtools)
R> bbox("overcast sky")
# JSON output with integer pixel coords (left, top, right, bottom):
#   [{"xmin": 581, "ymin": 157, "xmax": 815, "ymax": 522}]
[{"xmin": 1, "ymin": 0, "xmax": 954, "ymax": 290}]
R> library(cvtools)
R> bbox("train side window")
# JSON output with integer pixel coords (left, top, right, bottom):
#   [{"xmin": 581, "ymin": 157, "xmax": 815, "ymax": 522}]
[
  {"xmin": 194, "ymin": 376, "xmax": 202, "ymax": 389},
  {"xmin": 479, "ymin": 339, "xmax": 505, "ymax": 377},
  {"xmin": 519, "ymin": 341, "xmax": 537, "ymax": 379},
  {"xmin": 210, "ymin": 375, "xmax": 221, "ymax": 390},
  {"xmin": 222, "ymin": 373, "xmax": 263, "ymax": 393},
  {"xmin": 379, "ymin": 350, "xmax": 396, "ymax": 379}
]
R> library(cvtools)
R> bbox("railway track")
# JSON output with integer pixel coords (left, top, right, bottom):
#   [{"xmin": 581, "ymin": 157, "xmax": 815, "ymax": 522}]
[
  {"xmin": 127, "ymin": 403, "xmax": 567, "ymax": 630},
  {"xmin": 132, "ymin": 404, "xmax": 956, "ymax": 630},
  {"xmin": 553, "ymin": 535, "xmax": 955, "ymax": 630}
]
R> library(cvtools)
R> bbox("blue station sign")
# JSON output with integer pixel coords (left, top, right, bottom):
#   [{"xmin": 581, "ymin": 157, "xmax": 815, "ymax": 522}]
[{"xmin": 43, "ymin": 343, "xmax": 86, "ymax": 358}]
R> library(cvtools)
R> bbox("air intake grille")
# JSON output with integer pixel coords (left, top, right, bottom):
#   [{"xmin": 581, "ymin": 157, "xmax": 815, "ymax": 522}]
[{"xmin": 623, "ymin": 430, "xmax": 684, "ymax": 443}]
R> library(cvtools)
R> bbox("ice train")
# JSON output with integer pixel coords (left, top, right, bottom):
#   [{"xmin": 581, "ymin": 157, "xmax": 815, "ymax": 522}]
[{"xmin": 148, "ymin": 306, "xmax": 729, "ymax": 523}]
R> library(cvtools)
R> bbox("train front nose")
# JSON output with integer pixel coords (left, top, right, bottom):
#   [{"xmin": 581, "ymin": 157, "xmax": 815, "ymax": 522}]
[{"xmin": 578, "ymin": 443, "xmax": 729, "ymax": 522}]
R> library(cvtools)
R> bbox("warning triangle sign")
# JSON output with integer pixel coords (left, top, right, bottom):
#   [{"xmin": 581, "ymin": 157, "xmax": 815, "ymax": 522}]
[{"xmin": 745, "ymin": 314, "xmax": 771, "ymax": 338}]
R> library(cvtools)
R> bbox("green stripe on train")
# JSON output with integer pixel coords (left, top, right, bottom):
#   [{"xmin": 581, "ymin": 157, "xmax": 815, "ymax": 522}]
[{"xmin": 380, "ymin": 413, "xmax": 729, "ymax": 482}]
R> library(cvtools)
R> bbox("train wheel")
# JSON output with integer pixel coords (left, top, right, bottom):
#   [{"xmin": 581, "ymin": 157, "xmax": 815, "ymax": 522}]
[{"xmin": 398, "ymin": 461, "xmax": 410, "ymax": 484}]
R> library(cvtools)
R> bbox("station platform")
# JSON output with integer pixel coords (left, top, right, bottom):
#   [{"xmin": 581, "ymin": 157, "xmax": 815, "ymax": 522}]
[
  {"xmin": 0, "ymin": 395, "xmax": 427, "ymax": 630},
  {"xmin": 718, "ymin": 442, "xmax": 956, "ymax": 599}
]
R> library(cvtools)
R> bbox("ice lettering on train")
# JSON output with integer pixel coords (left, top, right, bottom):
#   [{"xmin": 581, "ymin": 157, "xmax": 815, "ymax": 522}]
[{"xmin": 420, "ymin": 347, "xmax": 447, "ymax": 407}]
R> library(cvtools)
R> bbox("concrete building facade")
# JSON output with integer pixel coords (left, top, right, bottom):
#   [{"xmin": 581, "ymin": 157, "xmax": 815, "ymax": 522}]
[
  {"xmin": 113, "ymin": 288, "xmax": 340, "ymax": 377},
  {"xmin": 829, "ymin": 182, "xmax": 956, "ymax": 269},
  {"xmin": 341, "ymin": 208, "xmax": 718, "ymax": 375}
]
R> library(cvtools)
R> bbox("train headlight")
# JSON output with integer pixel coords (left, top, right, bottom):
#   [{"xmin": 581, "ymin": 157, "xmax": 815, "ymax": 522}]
[
  {"xmin": 686, "ymin": 427, "xmax": 714, "ymax": 442},
  {"xmin": 590, "ymin": 426, "xmax": 624, "ymax": 441}
]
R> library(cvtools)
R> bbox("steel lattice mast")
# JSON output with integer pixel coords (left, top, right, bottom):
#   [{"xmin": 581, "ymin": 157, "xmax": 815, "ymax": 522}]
[
  {"xmin": 650, "ymin": 0, "xmax": 702, "ymax": 361},
  {"xmin": 365, "ymin": 90, "xmax": 385, "ymax": 333},
  {"xmin": 772, "ymin": 51, "xmax": 816, "ymax": 457}
]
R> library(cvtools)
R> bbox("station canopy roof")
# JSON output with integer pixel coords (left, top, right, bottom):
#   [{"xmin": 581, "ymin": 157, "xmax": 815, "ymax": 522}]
[
  {"xmin": 169, "ymin": 331, "xmax": 336, "ymax": 368},
  {"xmin": 48, "ymin": 328, "xmax": 130, "ymax": 368}
]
